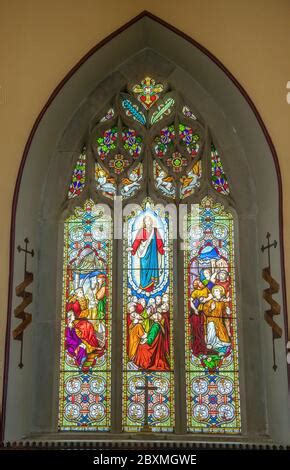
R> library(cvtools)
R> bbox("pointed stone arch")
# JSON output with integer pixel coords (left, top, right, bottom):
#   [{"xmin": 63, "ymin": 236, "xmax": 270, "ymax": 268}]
[{"xmin": 2, "ymin": 11, "xmax": 289, "ymax": 445}]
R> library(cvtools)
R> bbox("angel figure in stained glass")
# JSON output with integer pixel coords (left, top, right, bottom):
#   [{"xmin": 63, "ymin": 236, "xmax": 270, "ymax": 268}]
[
  {"xmin": 155, "ymin": 168, "xmax": 175, "ymax": 197},
  {"xmin": 121, "ymin": 166, "xmax": 142, "ymax": 197},
  {"xmin": 95, "ymin": 165, "xmax": 116, "ymax": 195}
]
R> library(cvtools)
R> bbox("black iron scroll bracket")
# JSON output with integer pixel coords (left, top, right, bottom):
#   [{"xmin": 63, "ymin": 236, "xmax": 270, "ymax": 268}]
[
  {"xmin": 261, "ymin": 232, "xmax": 282, "ymax": 371},
  {"xmin": 13, "ymin": 237, "xmax": 34, "ymax": 368}
]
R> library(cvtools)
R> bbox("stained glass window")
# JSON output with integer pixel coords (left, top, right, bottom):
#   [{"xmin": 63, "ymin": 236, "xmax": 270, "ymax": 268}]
[
  {"xmin": 122, "ymin": 128, "xmax": 143, "ymax": 158},
  {"xmin": 152, "ymin": 123, "xmax": 201, "ymax": 184},
  {"xmin": 211, "ymin": 143, "xmax": 230, "ymax": 195},
  {"xmin": 123, "ymin": 200, "xmax": 175, "ymax": 432},
  {"xmin": 100, "ymin": 108, "xmax": 115, "ymax": 123},
  {"xmin": 167, "ymin": 152, "xmax": 188, "ymax": 172},
  {"xmin": 121, "ymin": 95, "xmax": 146, "ymax": 126},
  {"xmin": 58, "ymin": 200, "xmax": 112, "ymax": 430},
  {"xmin": 184, "ymin": 197, "xmax": 240, "ymax": 433},
  {"xmin": 150, "ymin": 96, "xmax": 175, "ymax": 126},
  {"xmin": 153, "ymin": 160, "xmax": 176, "ymax": 199},
  {"xmin": 182, "ymin": 105, "xmax": 197, "ymax": 121},
  {"xmin": 180, "ymin": 160, "xmax": 202, "ymax": 199},
  {"xmin": 179, "ymin": 124, "xmax": 200, "ymax": 156},
  {"xmin": 153, "ymin": 125, "xmax": 175, "ymax": 158},
  {"xmin": 60, "ymin": 75, "xmax": 239, "ymax": 436},
  {"xmin": 68, "ymin": 150, "xmax": 86, "ymax": 199},
  {"xmin": 120, "ymin": 163, "xmax": 143, "ymax": 199},
  {"xmin": 132, "ymin": 77, "xmax": 164, "ymax": 109},
  {"xmin": 95, "ymin": 163, "xmax": 116, "ymax": 199},
  {"xmin": 97, "ymin": 127, "xmax": 118, "ymax": 159},
  {"xmin": 108, "ymin": 154, "xmax": 130, "ymax": 174}
]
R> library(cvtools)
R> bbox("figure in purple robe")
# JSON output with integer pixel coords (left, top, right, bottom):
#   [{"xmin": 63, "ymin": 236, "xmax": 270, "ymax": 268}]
[{"xmin": 65, "ymin": 325, "xmax": 87, "ymax": 367}]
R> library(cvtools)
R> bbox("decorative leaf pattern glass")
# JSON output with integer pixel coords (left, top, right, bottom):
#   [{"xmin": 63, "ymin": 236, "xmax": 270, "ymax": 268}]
[{"xmin": 121, "ymin": 98, "xmax": 146, "ymax": 126}]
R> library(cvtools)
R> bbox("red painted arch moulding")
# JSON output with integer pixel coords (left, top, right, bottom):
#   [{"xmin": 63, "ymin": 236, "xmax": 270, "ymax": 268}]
[{"xmin": 1, "ymin": 10, "xmax": 289, "ymax": 440}]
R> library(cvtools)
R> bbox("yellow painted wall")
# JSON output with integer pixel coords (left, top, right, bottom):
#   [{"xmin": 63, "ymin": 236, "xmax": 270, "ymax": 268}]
[{"xmin": 1, "ymin": 0, "xmax": 290, "ymax": 402}]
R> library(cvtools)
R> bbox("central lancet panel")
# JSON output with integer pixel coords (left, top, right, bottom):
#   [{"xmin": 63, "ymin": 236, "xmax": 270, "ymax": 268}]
[{"xmin": 123, "ymin": 199, "xmax": 175, "ymax": 432}]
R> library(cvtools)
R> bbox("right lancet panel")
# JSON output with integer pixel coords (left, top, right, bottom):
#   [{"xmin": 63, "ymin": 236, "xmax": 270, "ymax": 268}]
[{"xmin": 184, "ymin": 197, "xmax": 241, "ymax": 433}]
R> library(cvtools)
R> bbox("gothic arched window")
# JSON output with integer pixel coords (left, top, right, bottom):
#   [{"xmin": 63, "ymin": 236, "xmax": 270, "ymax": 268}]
[{"xmin": 58, "ymin": 76, "xmax": 240, "ymax": 434}]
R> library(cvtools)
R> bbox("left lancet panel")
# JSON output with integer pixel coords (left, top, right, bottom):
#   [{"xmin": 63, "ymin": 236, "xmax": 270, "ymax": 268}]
[
  {"xmin": 68, "ymin": 150, "xmax": 86, "ymax": 199},
  {"xmin": 58, "ymin": 200, "xmax": 112, "ymax": 431}
]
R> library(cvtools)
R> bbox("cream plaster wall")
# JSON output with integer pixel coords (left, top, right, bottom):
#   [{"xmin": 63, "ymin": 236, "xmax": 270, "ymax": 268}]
[{"xmin": 1, "ymin": 0, "xmax": 290, "ymax": 405}]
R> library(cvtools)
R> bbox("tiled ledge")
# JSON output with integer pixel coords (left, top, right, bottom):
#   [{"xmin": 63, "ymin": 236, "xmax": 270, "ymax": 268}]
[{"xmin": 1, "ymin": 433, "xmax": 288, "ymax": 450}]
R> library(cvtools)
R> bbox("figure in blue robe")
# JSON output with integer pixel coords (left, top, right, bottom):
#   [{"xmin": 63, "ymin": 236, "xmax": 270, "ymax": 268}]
[{"xmin": 131, "ymin": 216, "xmax": 165, "ymax": 292}]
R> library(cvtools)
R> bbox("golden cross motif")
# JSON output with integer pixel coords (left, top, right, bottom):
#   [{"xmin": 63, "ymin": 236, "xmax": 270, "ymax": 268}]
[{"xmin": 132, "ymin": 76, "xmax": 164, "ymax": 110}]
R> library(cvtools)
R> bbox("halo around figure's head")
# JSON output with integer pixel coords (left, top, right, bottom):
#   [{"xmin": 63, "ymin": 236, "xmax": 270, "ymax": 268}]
[
  {"xmin": 212, "ymin": 285, "xmax": 225, "ymax": 297},
  {"xmin": 143, "ymin": 215, "xmax": 154, "ymax": 229}
]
